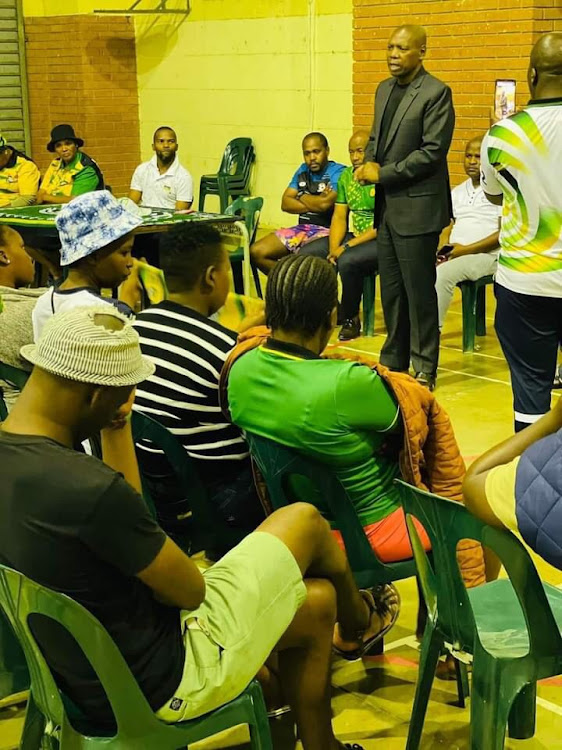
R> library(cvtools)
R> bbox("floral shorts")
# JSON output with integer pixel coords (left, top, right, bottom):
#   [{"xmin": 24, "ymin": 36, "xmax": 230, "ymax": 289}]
[{"xmin": 275, "ymin": 223, "xmax": 330, "ymax": 253}]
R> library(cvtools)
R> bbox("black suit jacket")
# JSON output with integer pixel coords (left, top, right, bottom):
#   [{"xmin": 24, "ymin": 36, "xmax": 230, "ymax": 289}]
[{"xmin": 365, "ymin": 67, "xmax": 455, "ymax": 236}]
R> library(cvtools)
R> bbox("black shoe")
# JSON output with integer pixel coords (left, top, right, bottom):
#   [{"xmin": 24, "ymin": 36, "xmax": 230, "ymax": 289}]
[
  {"xmin": 414, "ymin": 371, "xmax": 436, "ymax": 391},
  {"xmin": 337, "ymin": 302, "xmax": 344, "ymax": 326},
  {"xmin": 338, "ymin": 318, "xmax": 361, "ymax": 341}
]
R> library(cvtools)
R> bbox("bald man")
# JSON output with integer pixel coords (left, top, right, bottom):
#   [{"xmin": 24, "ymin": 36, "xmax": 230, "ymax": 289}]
[
  {"xmin": 301, "ymin": 130, "xmax": 378, "ymax": 340},
  {"xmin": 356, "ymin": 25, "xmax": 455, "ymax": 389},
  {"xmin": 481, "ymin": 32, "xmax": 562, "ymax": 432}
]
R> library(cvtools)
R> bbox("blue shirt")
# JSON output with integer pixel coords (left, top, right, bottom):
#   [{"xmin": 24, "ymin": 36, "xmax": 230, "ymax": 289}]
[{"xmin": 288, "ymin": 160, "xmax": 345, "ymax": 228}]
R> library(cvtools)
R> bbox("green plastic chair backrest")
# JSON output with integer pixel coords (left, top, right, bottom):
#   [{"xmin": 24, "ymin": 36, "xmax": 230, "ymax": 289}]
[
  {"xmin": 395, "ymin": 479, "xmax": 562, "ymax": 657},
  {"xmin": 131, "ymin": 411, "xmax": 242, "ymax": 553},
  {"xmin": 218, "ymin": 138, "xmax": 254, "ymax": 177},
  {"xmin": 245, "ymin": 432, "xmax": 416, "ymax": 588},
  {"xmin": 225, "ymin": 196, "xmax": 264, "ymax": 244},
  {"xmin": 0, "ymin": 564, "xmax": 164, "ymax": 743}
]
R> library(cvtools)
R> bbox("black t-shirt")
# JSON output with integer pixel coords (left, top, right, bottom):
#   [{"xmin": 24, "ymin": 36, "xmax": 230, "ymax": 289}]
[{"xmin": 0, "ymin": 430, "xmax": 184, "ymax": 724}]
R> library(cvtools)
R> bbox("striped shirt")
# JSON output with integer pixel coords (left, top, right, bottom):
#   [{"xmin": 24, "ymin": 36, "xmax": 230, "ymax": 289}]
[
  {"xmin": 480, "ymin": 98, "xmax": 562, "ymax": 296},
  {"xmin": 132, "ymin": 302, "xmax": 248, "ymax": 469}
]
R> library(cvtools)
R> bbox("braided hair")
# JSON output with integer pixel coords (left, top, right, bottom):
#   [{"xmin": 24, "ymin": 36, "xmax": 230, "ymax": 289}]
[{"xmin": 266, "ymin": 254, "xmax": 337, "ymax": 337}]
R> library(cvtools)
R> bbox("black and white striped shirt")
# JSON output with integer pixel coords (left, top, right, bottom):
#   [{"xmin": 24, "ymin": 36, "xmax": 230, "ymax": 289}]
[{"xmin": 132, "ymin": 302, "xmax": 248, "ymax": 469}]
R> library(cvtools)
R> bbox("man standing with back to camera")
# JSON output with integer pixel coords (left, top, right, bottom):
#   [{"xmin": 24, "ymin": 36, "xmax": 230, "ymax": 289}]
[{"xmin": 356, "ymin": 25, "xmax": 455, "ymax": 391}]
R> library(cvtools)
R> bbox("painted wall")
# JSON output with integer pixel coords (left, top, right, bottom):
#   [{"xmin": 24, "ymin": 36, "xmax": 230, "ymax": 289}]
[{"xmin": 23, "ymin": 1, "xmax": 354, "ymax": 227}]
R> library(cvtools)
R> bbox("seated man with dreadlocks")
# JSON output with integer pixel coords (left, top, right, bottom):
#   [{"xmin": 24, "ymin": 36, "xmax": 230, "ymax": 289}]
[{"xmin": 228, "ymin": 254, "xmax": 431, "ymax": 570}]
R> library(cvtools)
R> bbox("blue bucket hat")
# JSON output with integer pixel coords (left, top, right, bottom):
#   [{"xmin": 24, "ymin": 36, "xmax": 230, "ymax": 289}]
[{"xmin": 56, "ymin": 191, "xmax": 142, "ymax": 267}]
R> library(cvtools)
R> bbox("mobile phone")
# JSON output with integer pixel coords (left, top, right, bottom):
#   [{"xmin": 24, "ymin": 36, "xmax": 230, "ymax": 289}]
[
  {"xmin": 437, "ymin": 244, "xmax": 453, "ymax": 258},
  {"xmin": 494, "ymin": 79, "xmax": 516, "ymax": 121}
]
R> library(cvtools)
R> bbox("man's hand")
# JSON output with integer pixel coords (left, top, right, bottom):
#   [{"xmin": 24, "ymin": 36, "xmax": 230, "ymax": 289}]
[
  {"xmin": 448, "ymin": 244, "xmax": 471, "ymax": 259},
  {"xmin": 327, "ymin": 245, "xmax": 347, "ymax": 265},
  {"xmin": 354, "ymin": 162, "xmax": 380, "ymax": 184},
  {"xmin": 35, "ymin": 189, "xmax": 46, "ymax": 205},
  {"xmin": 107, "ymin": 389, "xmax": 136, "ymax": 431}
]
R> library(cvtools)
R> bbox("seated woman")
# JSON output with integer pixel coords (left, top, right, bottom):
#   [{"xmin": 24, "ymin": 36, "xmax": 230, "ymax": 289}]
[{"xmin": 228, "ymin": 253, "xmax": 431, "ymax": 563}]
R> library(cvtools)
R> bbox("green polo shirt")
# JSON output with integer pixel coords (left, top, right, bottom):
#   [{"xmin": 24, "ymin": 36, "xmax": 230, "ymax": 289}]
[
  {"xmin": 336, "ymin": 166, "xmax": 376, "ymax": 237},
  {"xmin": 228, "ymin": 339, "xmax": 402, "ymax": 527}
]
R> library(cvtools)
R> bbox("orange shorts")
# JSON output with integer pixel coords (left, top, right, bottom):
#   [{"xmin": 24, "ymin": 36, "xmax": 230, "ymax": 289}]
[{"xmin": 331, "ymin": 506, "xmax": 431, "ymax": 563}]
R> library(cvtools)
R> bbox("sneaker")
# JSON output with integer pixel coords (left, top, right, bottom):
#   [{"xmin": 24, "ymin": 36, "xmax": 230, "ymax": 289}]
[
  {"xmin": 414, "ymin": 371, "xmax": 436, "ymax": 391},
  {"xmin": 338, "ymin": 318, "xmax": 361, "ymax": 341}
]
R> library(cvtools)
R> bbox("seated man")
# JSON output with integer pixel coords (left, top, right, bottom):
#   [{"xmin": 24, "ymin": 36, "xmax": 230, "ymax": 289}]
[
  {"xmin": 129, "ymin": 126, "xmax": 193, "ymax": 211},
  {"xmin": 0, "ymin": 133, "xmax": 40, "ymax": 208},
  {"xmin": 251, "ymin": 132, "xmax": 345, "ymax": 274},
  {"xmin": 0, "ymin": 226, "xmax": 44, "ymax": 409},
  {"xmin": 435, "ymin": 135, "xmax": 501, "ymax": 329},
  {"xmin": 133, "ymin": 223, "xmax": 266, "ymax": 539},
  {"xmin": 37, "ymin": 124, "xmax": 104, "ymax": 205},
  {"xmin": 228, "ymin": 254, "xmax": 431, "ymax": 564},
  {"xmin": 0, "ymin": 304, "xmax": 390, "ymax": 746},
  {"xmin": 300, "ymin": 130, "xmax": 378, "ymax": 341},
  {"xmin": 32, "ymin": 191, "xmax": 141, "ymax": 339},
  {"xmin": 464, "ymin": 399, "xmax": 562, "ymax": 571}
]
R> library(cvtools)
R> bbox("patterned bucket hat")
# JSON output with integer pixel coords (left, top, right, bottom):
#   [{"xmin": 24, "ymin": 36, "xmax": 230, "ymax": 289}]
[
  {"xmin": 21, "ymin": 305, "xmax": 155, "ymax": 387},
  {"xmin": 56, "ymin": 190, "xmax": 142, "ymax": 267}
]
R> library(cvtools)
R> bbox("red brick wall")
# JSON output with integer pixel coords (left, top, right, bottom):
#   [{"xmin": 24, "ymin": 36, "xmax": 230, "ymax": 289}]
[
  {"xmin": 353, "ymin": 0, "xmax": 561, "ymax": 186},
  {"xmin": 24, "ymin": 15, "xmax": 140, "ymax": 197}
]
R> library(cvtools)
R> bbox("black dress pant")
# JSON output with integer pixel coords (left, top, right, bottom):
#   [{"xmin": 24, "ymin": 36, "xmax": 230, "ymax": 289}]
[
  {"xmin": 495, "ymin": 282, "xmax": 562, "ymax": 432},
  {"xmin": 377, "ymin": 213, "xmax": 440, "ymax": 374},
  {"xmin": 300, "ymin": 233, "xmax": 378, "ymax": 319}
]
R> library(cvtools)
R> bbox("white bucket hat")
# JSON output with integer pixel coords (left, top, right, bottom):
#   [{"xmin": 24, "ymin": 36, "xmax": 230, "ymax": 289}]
[
  {"xmin": 56, "ymin": 190, "xmax": 142, "ymax": 267},
  {"xmin": 21, "ymin": 305, "xmax": 155, "ymax": 387}
]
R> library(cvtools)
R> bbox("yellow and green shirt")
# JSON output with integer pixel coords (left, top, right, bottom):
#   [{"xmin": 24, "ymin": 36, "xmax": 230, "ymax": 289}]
[
  {"xmin": 40, "ymin": 151, "xmax": 103, "ymax": 199},
  {"xmin": 228, "ymin": 339, "xmax": 401, "ymax": 527},
  {"xmin": 481, "ymin": 98, "xmax": 562, "ymax": 297},
  {"xmin": 336, "ymin": 165, "xmax": 376, "ymax": 236},
  {"xmin": 0, "ymin": 150, "xmax": 40, "ymax": 208}
]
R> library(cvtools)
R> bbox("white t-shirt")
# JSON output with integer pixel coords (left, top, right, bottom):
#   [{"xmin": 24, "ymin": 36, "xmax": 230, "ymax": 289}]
[
  {"xmin": 32, "ymin": 288, "xmax": 126, "ymax": 342},
  {"xmin": 480, "ymin": 100, "xmax": 562, "ymax": 297},
  {"xmin": 449, "ymin": 178, "xmax": 501, "ymax": 255},
  {"xmin": 130, "ymin": 155, "xmax": 193, "ymax": 210}
]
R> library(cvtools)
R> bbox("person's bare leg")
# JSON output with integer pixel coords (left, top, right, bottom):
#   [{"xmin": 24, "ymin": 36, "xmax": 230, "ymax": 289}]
[
  {"xmin": 273, "ymin": 578, "xmax": 341, "ymax": 750},
  {"xmin": 257, "ymin": 503, "xmax": 373, "ymax": 647},
  {"xmin": 251, "ymin": 233, "xmax": 289, "ymax": 274}
]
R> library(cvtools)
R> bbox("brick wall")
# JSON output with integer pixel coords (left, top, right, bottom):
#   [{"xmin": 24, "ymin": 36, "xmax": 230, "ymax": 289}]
[
  {"xmin": 353, "ymin": 0, "xmax": 561, "ymax": 186},
  {"xmin": 24, "ymin": 15, "xmax": 140, "ymax": 196}
]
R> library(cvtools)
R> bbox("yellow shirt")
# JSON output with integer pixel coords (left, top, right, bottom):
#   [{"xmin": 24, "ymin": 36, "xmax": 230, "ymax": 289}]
[{"xmin": 0, "ymin": 150, "xmax": 40, "ymax": 207}]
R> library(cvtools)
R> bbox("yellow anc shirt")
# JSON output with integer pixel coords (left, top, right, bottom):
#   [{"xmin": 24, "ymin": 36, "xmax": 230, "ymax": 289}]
[
  {"xmin": 0, "ymin": 150, "xmax": 40, "ymax": 208},
  {"xmin": 40, "ymin": 152, "xmax": 102, "ymax": 198}
]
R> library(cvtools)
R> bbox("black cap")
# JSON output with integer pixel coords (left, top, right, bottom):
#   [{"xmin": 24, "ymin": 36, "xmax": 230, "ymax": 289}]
[{"xmin": 47, "ymin": 124, "xmax": 84, "ymax": 153}]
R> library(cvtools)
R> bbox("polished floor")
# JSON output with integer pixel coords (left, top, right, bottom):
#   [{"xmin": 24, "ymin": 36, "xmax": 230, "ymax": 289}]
[{"xmin": 1, "ymin": 284, "xmax": 561, "ymax": 749}]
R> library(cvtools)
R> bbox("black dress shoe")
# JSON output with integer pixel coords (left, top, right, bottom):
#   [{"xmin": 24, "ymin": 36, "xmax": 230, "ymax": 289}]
[
  {"xmin": 338, "ymin": 318, "xmax": 361, "ymax": 341},
  {"xmin": 414, "ymin": 371, "xmax": 436, "ymax": 391}
]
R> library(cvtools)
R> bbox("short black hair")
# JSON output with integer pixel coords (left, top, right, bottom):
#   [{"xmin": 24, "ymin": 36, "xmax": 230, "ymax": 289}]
[
  {"xmin": 303, "ymin": 132, "xmax": 329, "ymax": 149},
  {"xmin": 160, "ymin": 223, "xmax": 224, "ymax": 293},
  {"xmin": 153, "ymin": 126, "xmax": 177, "ymax": 141},
  {"xmin": 266, "ymin": 254, "xmax": 337, "ymax": 337}
]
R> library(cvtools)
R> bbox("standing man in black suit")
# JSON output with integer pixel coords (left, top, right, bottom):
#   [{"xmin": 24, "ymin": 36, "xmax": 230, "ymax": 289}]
[{"xmin": 356, "ymin": 25, "xmax": 455, "ymax": 390}]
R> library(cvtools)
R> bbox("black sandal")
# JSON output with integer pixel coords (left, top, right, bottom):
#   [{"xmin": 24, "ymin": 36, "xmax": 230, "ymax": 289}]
[{"xmin": 333, "ymin": 584, "xmax": 401, "ymax": 661}]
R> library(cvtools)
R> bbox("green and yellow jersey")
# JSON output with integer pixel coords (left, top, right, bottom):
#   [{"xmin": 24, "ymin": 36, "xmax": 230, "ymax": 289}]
[
  {"xmin": 40, "ymin": 151, "xmax": 104, "ymax": 199},
  {"xmin": 0, "ymin": 149, "xmax": 40, "ymax": 208}
]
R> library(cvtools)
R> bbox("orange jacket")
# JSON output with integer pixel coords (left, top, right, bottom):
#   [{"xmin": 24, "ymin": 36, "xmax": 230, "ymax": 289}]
[{"xmin": 220, "ymin": 329, "xmax": 486, "ymax": 588}]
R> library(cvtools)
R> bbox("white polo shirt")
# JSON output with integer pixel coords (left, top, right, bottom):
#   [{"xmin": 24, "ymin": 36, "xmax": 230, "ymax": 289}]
[
  {"xmin": 449, "ymin": 178, "xmax": 501, "ymax": 254},
  {"xmin": 130, "ymin": 155, "xmax": 193, "ymax": 210}
]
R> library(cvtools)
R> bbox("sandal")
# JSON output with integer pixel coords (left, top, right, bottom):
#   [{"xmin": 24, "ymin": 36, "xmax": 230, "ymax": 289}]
[{"xmin": 333, "ymin": 584, "xmax": 401, "ymax": 661}]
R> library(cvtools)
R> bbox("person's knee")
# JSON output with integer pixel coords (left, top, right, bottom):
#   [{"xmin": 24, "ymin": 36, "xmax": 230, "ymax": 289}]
[{"xmin": 273, "ymin": 502, "xmax": 330, "ymax": 537}]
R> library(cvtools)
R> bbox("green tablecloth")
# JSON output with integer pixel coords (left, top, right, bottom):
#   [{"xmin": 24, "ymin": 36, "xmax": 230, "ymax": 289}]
[{"xmin": 0, "ymin": 205, "xmax": 236, "ymax": 236}]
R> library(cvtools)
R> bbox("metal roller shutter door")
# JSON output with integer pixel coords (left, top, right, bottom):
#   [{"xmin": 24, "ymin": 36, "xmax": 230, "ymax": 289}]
[{"xmin": 0, "ymin": 0, "xmax": 29, "ymax": 153}]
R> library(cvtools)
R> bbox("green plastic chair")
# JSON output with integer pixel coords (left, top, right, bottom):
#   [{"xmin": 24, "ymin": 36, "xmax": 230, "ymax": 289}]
[
  {"xmin": 395, "ymin": 479, "xmax": 562, "ymax": 750},
  {"xmin": 199, "ymin": 138, "xmax": 255, "ymax": 212},
  {"xmin": 225, "ymin": 196, "xmax": 264, "ymax": 297},
  {"xmin": 131, "ymin": 411, "xmax": 246, "ymax": 556},
  {"xmin": 457, "ymin": 274, "xmax": 494, "ymax": 353},
  {"xmin": 362, "ymin": 274, "xmax": 377, "ymax": 337},
  {"xmin": 0, "ymin": 564, "xmax": 272, "ymax": 750},
  {"xmin": 0, "ymin": 361, "xmax": 30, "ymax": 419}
]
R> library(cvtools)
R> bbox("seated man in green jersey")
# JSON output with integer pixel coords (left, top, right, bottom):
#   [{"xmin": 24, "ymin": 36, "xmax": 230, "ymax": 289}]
[
  {"xmin": 301, "ymin": 131, "xmax": 377, "ymax": 341},
  {"xmin": 228, "ymin": 254, "xmax": 430, "ymax": 565}
]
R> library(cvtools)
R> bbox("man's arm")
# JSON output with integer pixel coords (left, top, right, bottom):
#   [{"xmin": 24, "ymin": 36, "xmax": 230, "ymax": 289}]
[
  {"xmin": 328, "ymin": 203, "xmax": 350, "ymax": 256},
  {"xmin": 281, "ymin": 187, "xmax": 309, "ymax": 215},
  {"xmin": 378, "ymin": 86, "xmax": 455, "ymax": 188},
  {"xmin": 12, "ymin": 160, "xmax": 40, "ymax": 206},
  {"xmin": 464, "ymin": 400, "xmax": 562, "ymax": 528},
  {"xmin": 129, "ymin": 189, "xmax": 143, "ymax": 205},
  {"xmin": 449, "ymin": 230, "xmax": 500, "ymax": 259},
  {"xmin": 37, "ymin": 190, "xmax": 72, "ymax": 205},
  {"xmin": 299, "ymin": 189, "xmax": 338, "ymax": 214},
  {"xmin": 175, "ymin": 200, "xmax": 192, "ymax": 211},
  {"xmin": 137, "ymin": 536, "xmax": 206, "ymax": 610},
  {"xmin": 438, "ymin": 220, "xmax": 454, "ymax": 250},
  {"xmin": 484, "ymin": 193, "xmax": 503, "ymax": 206},
  {"xmin": 480, "ymin": 133, "xmax": 504, "ymax": 206}
]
